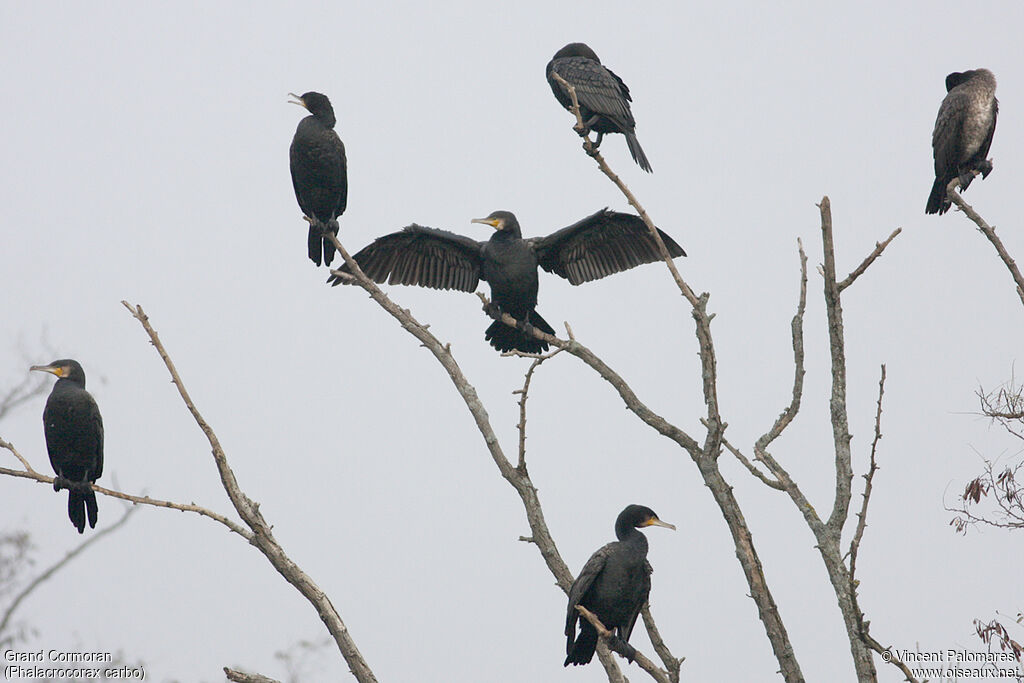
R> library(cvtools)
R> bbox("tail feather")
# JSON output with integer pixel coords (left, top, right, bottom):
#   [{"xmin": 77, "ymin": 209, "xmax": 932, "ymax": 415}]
[
  {"xmin": 625, "ymin": 132, "xmax": 652, "ymax": 173},
  {"xmin": 926, "ymin": 177, "xmax": 950, "ymax": 215},
  {"xmin": 485, "ymin": 309, "xmax": 555, "ymax": 354},
  {"xmin": 322, "ymin": 219, "xmax": 340, "ymax": 267},
  {"xmin": 308, "ymin": 220, "xmax": 323, "ymax": 266},
  {"xmin": 564, "ymin": 621, "xmax": 598, "ymax": 666},
  {"xmin": 85, "ymin": 488, "xmax": 98, "ymax": 530},
  {"xmin": 68, "ymin": 490, "xmax": 86, "ymax": 534}
]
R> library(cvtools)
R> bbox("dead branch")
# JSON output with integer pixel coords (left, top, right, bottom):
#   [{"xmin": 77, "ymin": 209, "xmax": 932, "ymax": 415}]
[
  {"xmin": 0, "ymin": 460, "xmax": 250, "ymax": 539},
  {"xmin": 224, "ymin": 668, "xmax": 281, "ymax": 683},
  {"xmin": 324, "ymin": 233, "xmax": 628, "ymax": 678},
  {"xmin": 945, "ymin": 178, "xmax": 1024, "ymax": 307},
  {"xmin": 641, "ymin": 603, "xmax": 684, "ymax": 683},
  {"xmin": 848, "ymin": 366, "xmax": 886, "ymax": 578},
  {"xmin": 838, "ymin": 229, "xmax": 902, "ymax": 293},
  {"xmin": 120, "ymin": 302, "xmax": 378, "ymax": 683},
  {"xmin": 515, "ymin": 349, "xmax": 563, "ymax": 471},
  {"xmin": 575, "ymin": 605, "xmax": 671, "ymax": 683}
]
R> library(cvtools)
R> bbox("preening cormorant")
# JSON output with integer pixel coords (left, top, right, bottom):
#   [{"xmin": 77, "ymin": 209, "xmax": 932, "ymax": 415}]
[
  {"xmin": 546, "ymin": 43, "xmax": 652, "ymax": 173},
  {"xmin": 565, "ymin": 504, "xmax": 675, "ymax": 666},
  {"xmin": 30, "ymin": 360, "xmax": 103, "ymax": 534},
  {"xmin": 328, "ymin": 209, "xmax": 686, "ymax": 354},
  {"xmin": 926, "ymin": 69, "xmax": 998, "ymax": 215},
  {"xmin": 289, "ymin": 91, "xmax": 348, "ymax": 265}
]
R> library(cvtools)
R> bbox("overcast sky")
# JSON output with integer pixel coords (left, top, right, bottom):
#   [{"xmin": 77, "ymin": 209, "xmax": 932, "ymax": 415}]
[{"xmin": 2, "ymin": 2, "xmax": 1023, "ymax": 681}]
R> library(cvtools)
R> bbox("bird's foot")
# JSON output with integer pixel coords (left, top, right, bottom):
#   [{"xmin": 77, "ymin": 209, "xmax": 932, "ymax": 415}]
[
  {"xmin": 70, "ymin": 480, "xmax": 94, "ymax": 494},
  {"xmin": 979, "ymin": 159, "xmax": 994, "ymax": 179},
  {"xmin": 516, "ymin": 319, "xmax": 535, "ymax": 336},
  {"xmin": 483, "ymin": 302, "xmax": 503, "ymax": 321},
  {"xmin": 608, "ymin": 636, "xmax": 637, "ymax": 663},
  {"xmin": 52, "ymin": 475, "xmax": 70, "ymax": 492},
  {"xmin": 592, "ymin": 131, "xmax": 604, "ymax": 149},
  {"xmin": 958, "ymin": 171, "xmax": 976, "ymax": 192}
]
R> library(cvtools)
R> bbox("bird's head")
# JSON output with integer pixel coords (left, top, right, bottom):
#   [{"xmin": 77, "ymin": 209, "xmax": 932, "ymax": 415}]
[
  {"xmin": 30, "ymin": 359, "xmax": 87, "ymax": 386},
  {"xmin": 472, "ymin": 211, "xmax": 521, "ymax": 237},
  {"xmin": 621, "ymin": 504, "xmax": 676, "ymax": 531},
  {"xmin": 552, "ymin": 42, "xmax": 600, "ymax": 63},
  {"xmin": 288, "ymin": 91, "xmax": 336, "ymax": 125}
]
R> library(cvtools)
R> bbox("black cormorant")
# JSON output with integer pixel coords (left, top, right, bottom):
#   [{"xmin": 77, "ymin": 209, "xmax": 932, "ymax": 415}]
[
  {"xmin": 30, "ymin": 360, "xmax": 103, "ymax": 534},
  {"xmin": 329, "ymin": 209, "xmax": 685, "ymax": 354},
  {"xmin": 926, "ymin": 69, "xmax": 998, "ymax": 215},
  {"xmin": 565, "ymin": 504, "xmax": 675, "ymax": 666},
  {"xmin": 546, "ymin": 43, "xmax": 652, "ymax": 173},
  {"xmin": 289, "ymin": 91, "xmax": 348, "ymax": 265}
]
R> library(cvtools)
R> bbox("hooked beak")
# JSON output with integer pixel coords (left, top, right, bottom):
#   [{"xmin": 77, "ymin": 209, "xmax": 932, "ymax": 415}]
[
  {"xmin": 471, "ymin": 217, "xmax": 501, "ymax": 230},
  {"xmin": 643, "ymin": 518, "xmax": 676, "ymax": 531},
  {"xmin": 287, "ymin": 93, "xmax": 308, "ymax": 110},
  {"xmin": 30, "ymin": 364, "xmax": 63, "ymax": 377}
]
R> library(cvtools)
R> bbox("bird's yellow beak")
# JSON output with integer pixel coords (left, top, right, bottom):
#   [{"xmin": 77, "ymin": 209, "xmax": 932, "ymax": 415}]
[
  {"xmin": 471, "ymin": 217, "xmax": 501, "ymax": 230},
  {"xmin": 642, "ymin": 517, "xmax": 676, "ymax": 530},
  {"xmin": 30, "ymin": 364, "xmax": 64, "ymax": 377},
  {"xmin": 287, "ymin": 93, "xmax": 308, "ymax": 110}
]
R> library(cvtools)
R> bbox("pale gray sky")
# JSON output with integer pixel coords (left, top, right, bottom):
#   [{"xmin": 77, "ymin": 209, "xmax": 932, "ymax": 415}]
[{"xmin": 2, "ymin": 2, "xmax": 1023, "ymax": 681}]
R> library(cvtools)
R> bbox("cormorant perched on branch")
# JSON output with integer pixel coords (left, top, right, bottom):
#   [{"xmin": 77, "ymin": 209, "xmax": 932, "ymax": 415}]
[
  {"xmin": 546, "ymin": 43, "xmax": 652, "ymax": 173},
  {"xmin": 30, "ymin": 360, "xmax": 103, "ymax": 534},
  {"xmin": 289, "ymin": 91, "xmax": 348, "ymax": 265},
  {"xmin": 565, "ymin": 504, "xmax": 675, "ymax": 666},
  {"xmin": 328, "ymin": 209, "xmax": 686, "ymax": 354},
  {"xmin": 926, "ymin": 69, "xmax": 998, "ymax": 215}
]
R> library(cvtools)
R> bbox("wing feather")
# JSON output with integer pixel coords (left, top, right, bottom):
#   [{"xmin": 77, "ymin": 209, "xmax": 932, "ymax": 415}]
[{"xmin": 532, "ymin": 209, "xmax": 686, "ymax": 285}]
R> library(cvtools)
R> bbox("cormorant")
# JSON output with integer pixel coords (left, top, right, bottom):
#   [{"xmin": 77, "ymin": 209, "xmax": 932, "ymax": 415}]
[
  {"xmin": 289, "ymin": 91, "xmax": 348, "ymax": 265},
  {"xmin": 328, "ymin": 209, "xmax": 686, "ymax": 353},
  {"xmin": 926, "ymin": 69, "xmax": 998, "ymax": 215},
  {"xmin": 30, "ymin": 360, "xmax": 103, "ymax": 534},
  {"xmin": 546, "ymin": 43, "xmax": 652, "ymax": 173},
  {"xmin": 565, "ymin": 504, "xmax": 675, "ymax": 666}
]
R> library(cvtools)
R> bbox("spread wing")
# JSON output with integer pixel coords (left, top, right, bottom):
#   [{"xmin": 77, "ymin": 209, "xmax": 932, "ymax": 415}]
[
  {"xmin": 329, "ymin": 225, "xmax": 484, "ymax": 291},
  {"xmin": 530, "ymin": 209, "xmax": 686, "ymax": 286},
  {"xmin": 549, "ymin": 56, "xmax": 635, "ymax": 129},
  {"xmin": 565, "ymin": 542, "xmax": 614, "ymax": 639}
]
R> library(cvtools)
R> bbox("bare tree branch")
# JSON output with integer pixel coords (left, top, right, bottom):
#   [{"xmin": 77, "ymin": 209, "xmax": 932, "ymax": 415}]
[
  {"xmin": 0, "ymin": 504, "xmax": 138, "ymax": 643},
  {"xmin": 575, "ymin": 605, "xmax": 671, "ymax": 683},
  {"xmin": 0, "ymin": 437, "xmax": 38, "ymax": 474},
  {"xmin": 848, "ymin": 365, "xmax": 886, "ymax": 579},
  {"xmin": 641, "ymin": 603, "xmax": 684, "ymax": 683},
  {"xmin": 224, "ymin": 668, "xmax": 281, "ymax": 683},
  {"xmin": 0, "ymin": 459, "xmax": 251, "ymax": 540},
  {"xmin": 324, "ymin": 234, "xmax": 629, "ymax": 678},
  {"xmin": 946, "ymin": 178, "xmax": 1024, "ymax": 307},
  {"xmin": 514, "ymin": 349, "xmax": 563, "ymax": 471},
  {"xmin": 119, "ymin": 302, "xmax": 379, "ymax": 683},
  {"xmin": 838, "ymin": 229, "xmax": 902, "ymax": 293}
]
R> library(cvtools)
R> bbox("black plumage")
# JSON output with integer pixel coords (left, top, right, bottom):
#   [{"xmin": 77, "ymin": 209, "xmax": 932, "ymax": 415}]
[
  {"xmin": 328, "ymin": 209, "xmax": 686, "ymax": 354},
  {"xmin": 30, "ymin": 360, "xmax": 103, "ymax": 534},
  {"xmin": 926, "ymin": 69, "xmax": 998, "ymax": 215},
  {"xmin": 565, "ymin": 504, "xmax": 675, "ymax": 666},
  {"xmin": 289, "ymin": 91, "xmax": 348, "ymax": 265},
  {"xmin": 546, "ymin": 43, "xmax": 652, "ymax": 173}
]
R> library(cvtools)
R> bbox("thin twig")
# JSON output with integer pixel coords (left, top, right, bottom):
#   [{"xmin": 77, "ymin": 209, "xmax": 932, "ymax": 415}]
[
  {"xmin": 946, "ymin": 178, "xmax": 1024, "ymax": 307},
  {"xmin": 514, "ymin": 349, "xmax": 563, "ymax": 471},
  {"xmin": 120, "ymin": 301, "xmax": 379, "ymax": 683},
  {"xmin": 838, "ymin": 229, "xmax": 902, "ymax": 292},
  {"xmin": 0, "ymin": 461, "xmax": 251, "ymax": 539},
  {"xmin": 717, "ymin": 434, "xmax": 784, "ymax": 490},
  {"xmin": 0, "ymin": 504, "xmax": 138, "ymax": 639},
  {"xmin": 0, "ymin": 437, "xmax": 37, "ymax": 474},
  {"xmin": 224, "ymin": 669, "xmax": 281, "ymax": 683},
  {"xmin": 861, "ymin": 635, "xmax": 921, "ymax": 683},
  {"xmin": 641, "ymin": 603, "xmax": 684, "ymax": 683},
  {"xmin": 848, "ymin": 365, "xmax": 886, "ymax": 578},
  {"xmin": 575, "ymin": 605, "xmax": 671, "ymax": 683}
]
